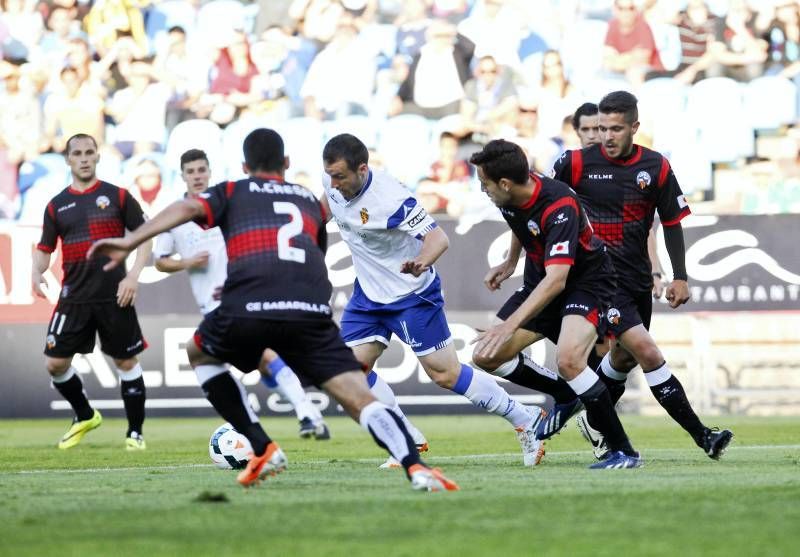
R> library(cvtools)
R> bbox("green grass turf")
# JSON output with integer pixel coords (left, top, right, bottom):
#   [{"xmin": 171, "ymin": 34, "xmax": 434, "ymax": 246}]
[{"xmin": 0, "ymin": 415, "xmax": 798, "ymax": 557}]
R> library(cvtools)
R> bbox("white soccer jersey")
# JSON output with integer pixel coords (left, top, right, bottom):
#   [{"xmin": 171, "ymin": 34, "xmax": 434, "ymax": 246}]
[
  {"xmin": 323, "ymin": 169, "xmax": 439, "ymax": 304},
  {"xmin": 154, "ymin": 222, "xmax": 227, "ymax": 314}
]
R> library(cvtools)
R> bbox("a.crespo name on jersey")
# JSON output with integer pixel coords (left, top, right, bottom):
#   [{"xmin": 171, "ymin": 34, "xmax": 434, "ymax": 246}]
[
  {"xmin": 249, "ymin": 181, "xmax": 316, "ymax": 201},
  {"xmin": 245, "ymin": 300, "xmax": 332, "ymax": 314}
]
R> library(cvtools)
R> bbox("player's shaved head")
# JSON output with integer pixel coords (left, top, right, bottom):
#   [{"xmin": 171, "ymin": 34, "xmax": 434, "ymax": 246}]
[
  {"xmin": 243, "ymin": 128, "xmax": 285, "ymax": 173},
  {"xmin": 65, "ymin": 133, "xmax": 98, "ymax": 155},
  {"xmin": 323, "ymin": 133, "xmax": 369, "ymax": 172},
  {"xmin": 469, "ymin": 139, "xmax": 529, "ymax": 185},
  {"xmin": 599, "ymin": 90, "xmax": 638, "ymax": 124}
]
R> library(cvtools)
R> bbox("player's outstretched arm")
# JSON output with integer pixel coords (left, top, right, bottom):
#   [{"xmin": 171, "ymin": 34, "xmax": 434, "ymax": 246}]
[
  {"xmin": 400, "ymin": 226, "xmax": 449, "ymax": 277},
  {"xmin": 663, "ymin": 222, "xmax": 690, "ymax": 308},
  {"xmin": 116, "ymin": 238, "xmax": 153, "ymax": 307},
  {"xmin": 473, "ymin": 263, "xmax": 569, "ymax": 359},
  {"xmin": 484, "ymin": 233, "xmax": 522, "ymax": 291},
  {"xmin": 32, "ymin": 250, "xmax": 51, "ymax": 299},
  {"xmin": 88, "ymin": 199, "xmax": 205, "ymax": 271}
]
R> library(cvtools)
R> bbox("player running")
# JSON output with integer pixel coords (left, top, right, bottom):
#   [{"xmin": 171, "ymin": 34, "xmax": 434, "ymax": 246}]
[
  {"xmin": 469, "ymin": 138, "xmax": 643, "ymax": 469},
  {"xmin": 550, "ymin": 91, "xmax": 733, "ymax": 459},
  {"xmin": 33, "ymin": 133, "xmax": 151, "ymax": 450},
  {"xmin": 320, "ymin": 133, "xmax": 546, "ymax": 469},
  {"xmin": 153, "ymin": 148, "xmax": 330, "ymax": 440},
  {"xmin": 89, "ymin": 128, "xmax": 458, "ymax": 492}
]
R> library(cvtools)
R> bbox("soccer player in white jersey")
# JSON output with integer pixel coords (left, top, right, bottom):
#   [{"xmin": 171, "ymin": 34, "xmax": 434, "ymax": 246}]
[
  {"xmin": 154, "ymin": 149, "xmax": 330, "ymax": 439},
  {"xmin": 320, "ymin": 133, "xmax": 546, "ymax": 468}
]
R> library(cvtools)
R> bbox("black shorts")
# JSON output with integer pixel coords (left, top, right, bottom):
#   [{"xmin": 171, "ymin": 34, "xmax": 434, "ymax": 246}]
[
  {"xmin": 43, "ymin": 301, "xmax": 147, "ymax": 359},
  {"xmin": 194, "ymin": 309, "xmax": 362, "ymax": 388},
  {"xmin": 497, "ymin": 286, "xmax": 611, "ymax": 345},
  {"xmin": 606, "ymin": 289, "xmax": 653, "ymax": 338}
]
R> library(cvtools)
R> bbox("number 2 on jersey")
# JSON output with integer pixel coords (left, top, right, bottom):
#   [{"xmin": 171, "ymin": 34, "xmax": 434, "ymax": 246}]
[{"xmin": 273, "ymin": 201, "xmax": 306, "ymax": 263}]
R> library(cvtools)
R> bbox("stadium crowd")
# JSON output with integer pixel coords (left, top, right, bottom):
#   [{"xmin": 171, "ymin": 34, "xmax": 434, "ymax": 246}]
[{"xmin": 1, "ymin": 0, "xmax": 799, "ymax": 222}]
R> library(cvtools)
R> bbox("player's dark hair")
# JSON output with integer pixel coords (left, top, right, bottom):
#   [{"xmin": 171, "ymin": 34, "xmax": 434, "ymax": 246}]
[
  {"xmin": 65, "ymin": 133, "xmax": 98, "ymax": 155},
  {"xmin": 572, "ymin": 102, "xmax": 598, "ymax": 130},
  {"xmin": 168, "ymin": 25, "xmax": 186, "ymax": 35},
  {"xmin": 243, "ymin": 128, "xmax": 285, "ymax": 173},
  {"xmin": 323, "ymin": 133, "xmax": 369, "ymax": 171},
  {"xmin": 599, "ymin": 90, "xmax": 638, "ymax": 124},
  {"xmin": 180, "ymin": 149, "xmax": 209, "ymax": 170},
  {"xmin": 468, "ymin": 139, "xmax": 529, "ymax": 184}
]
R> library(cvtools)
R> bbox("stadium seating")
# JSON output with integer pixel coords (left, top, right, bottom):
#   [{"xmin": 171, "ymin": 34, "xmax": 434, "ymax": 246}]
[
  {"xmin": 650, "ymin": 23, "xmax": 682, "ymax": 72},
  {"xmin": 376, "ymin": 114, "xmax": 433, "ymax": 187},
  {"xmin": 164, "ymin": 119, "xmax": 225, "ymax": 185},
  {"xmin": 638, "ymin": 77, "xmax": 691, "ymax": 154},
  {"xmin": 274, "ymin": 117, "xmax": 326, "ymax": 176},
  {"xmin": 323, "ymin": 115, "xmax": 379, "ymax": 148},
  {"xmin": 743, "ymin": 75, "xmax": 797, "ymax": 131},
  {"xmin": 560, "ymin": 19, "xmax": 608, "ymax": 84},
  {"xmin": 17, "ymin": 154, "xmax": 69, "ymax": 195},
  {"xmin": 687, "ymin": 77, "xmax": 753, "ymax": 162}
]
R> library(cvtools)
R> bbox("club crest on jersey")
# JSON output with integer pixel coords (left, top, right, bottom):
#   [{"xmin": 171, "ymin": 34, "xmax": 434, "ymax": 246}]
[
  {"xmin": 527, "ymin": 219, "xmax": 540, "ymax": 236},
  {"xmin": 607, "ymin": 308, "xmax": 621, "ymax": 325},
  {"xmin": 46, "ymin": 334, "xmax": 56, "ymax": 349},
  {"xmin": 360, "ymin": 207, "xmax": 369, "ymax": 224},
  {"xmin": 636, "ymin": 171, "xmax": 651, "ymax": 190},
  {"xmin": 95, "ymin": 195, "xmax": 110, "ymax": 209}
]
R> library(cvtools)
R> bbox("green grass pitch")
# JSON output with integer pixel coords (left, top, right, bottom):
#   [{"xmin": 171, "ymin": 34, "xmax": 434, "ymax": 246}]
[{"xmin": 1, "ymin": 415, "xmax": 798, "ymax": 557}]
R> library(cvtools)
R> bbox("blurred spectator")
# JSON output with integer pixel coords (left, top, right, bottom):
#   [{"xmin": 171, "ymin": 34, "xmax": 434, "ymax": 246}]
[
  {"xmin": 237, "ymin": 39, "xmax": 291, "ymax": 120},
  {"xmin": 373, "ymin": 53, "xmax": 410, "ymax": 118},
  {"xmin": 710, "ymin": 0, "xmax": 767, "ymax": 81},
  {"xmin": 289, "ymin": 0, "xmax": 345, "ymax": 44},
  {"xmin": 255, "ymin": 0, "xmax": 295, "ymax": 34},
  {"xmin": 127, "ymin": 158, "xmax": 175, "ymax": 216},
  {"xmin": 152, "ymin": 26, "xmax": 211, "ymax": 130},
  {"xmin": 195, "ymin": 30, "xmax": 258, "ymax": 125},
  {"xmin": 603, "ymin": 0, "xmax": 664, "ymax": 84},
  {"xmin": 259, "ymin": 25, "xmax": 317, "ymax": 115},
  {"xmin": 672, "ymin": 0, "xmax": 723, "ymax": 84},
  {"xmin": 394, "ymin": 0, "xmax": 429, "ymax": 58},
  {"xmin": 457, "ymin": 55, "xmax": 517, "ymax": 143},
  {"xmin": 430, "ymin": 0, "xmax": 470, "ymax": 23},
  {"xmin": 506, "ymin": 99, "xmax": 560, "ymax": 174},
  {"xmin": 536, "ymin": 49, "xmax": 579, "ymax": 139},
  {"xmin": 35, "ymin": 4, "xmax": 84, "ymax": 68},
  {"xmin": 1, "ymin": 0, "xmax": 44, "ymax": 56},
  {"xmin": 43, "ymin": 66, "xmax": 105, "ymax": 153},
  {"xmin": 84, "ymin": 0, "xmax": 148, "ymax": 57},
  {"xmin": 761, "ymin": 1, "xmax": 800, "ymax": 75},
  {"xmin": 0, "ymin": 62, "xmax": 43, "ymax": 166},
  {"xmin": 301, "ymin": 20, "xmax": 376, "ymax": 119},
  {"xmin": 107, "ymin": 57, "xmax": 171, "ymax": 158},
  {"xmin": 415, "ymin": 131, "xmax": 471, "ymax": 216},
  {"xmin": 457, "ymin": 0, "xmax": 524, "ymax": 69},
  {"xmin": 393, "ymin": 19, "xmax": 474, "ymax": 119}
]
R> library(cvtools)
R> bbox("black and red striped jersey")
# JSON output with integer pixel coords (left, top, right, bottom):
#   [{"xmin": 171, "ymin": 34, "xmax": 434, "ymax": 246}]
[
  {"xmin": 38, "ymin": 180, "xmax": 146, "ymax": 303},
  {"xmin": 501, "ymin": 173, "xmax": 614, "ymax": 295},
  {"xmin": 194, "ymin": 175, "xmax": 332, "ymax": 320},
  {"xmin": 552, "ymin": 144, "xmax": 691, "ymax": 293}
]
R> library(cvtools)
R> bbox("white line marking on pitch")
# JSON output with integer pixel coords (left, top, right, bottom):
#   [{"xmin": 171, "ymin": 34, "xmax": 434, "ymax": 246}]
[{"xmin": 5, "ymin": 444, "xmax": 799, "ymax": 476}]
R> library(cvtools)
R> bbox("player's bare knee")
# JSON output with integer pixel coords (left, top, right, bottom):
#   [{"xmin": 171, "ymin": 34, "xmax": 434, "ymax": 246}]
[
  {"xmin": 113, "ymin": 357, "xmax": 137, "ymax": 372},
  {"xmin": 556, "ymin": 352, "xmax": 584, "ymax": 379},
  {"xmin": 45, "ymin": 358, "xmax": 71, "ymax": 376},
  {"xmin": 471, "ymin": 350, "xmax": 499, "ymax": 372}
]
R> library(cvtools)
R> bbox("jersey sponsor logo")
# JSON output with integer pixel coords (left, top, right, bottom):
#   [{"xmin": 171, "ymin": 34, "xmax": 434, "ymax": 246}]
[
  {"xmin": 245, "ymin": 300, "xmax": 332, "ymax": 315},
  {"xmin": 500, "ymin": 207, "xmax": 514, "ymax": 216},
  {"xmin": 550, "ymin": 240, "xmax": 569, "ymax": 256},
  {"xmin": 588, "ymin": 174, "xmax": 613, "ymax": 180},
  {"xmin": 607, "ymin": 308, "xmax": 621, "ymax": 325},
  {"xmin": 126, "ymin": 339, "xmax": 144, "ymax": 352},
  {"xmin": 636, "ymin": 171, "xmax": 651, "ymax": 190},
  {"xmin": 552, "ymin": 212, "xmax": 568, "ymax": 225},
  {"xmin": 95, "ymin": 195, "xmax": 110, "ymax": 209},
  {"xmin": 46, "ymin": 334, "xmax": 56, "ymax": 349},
  {"xmin": 677, "ymin": 194, "xmax": 688, "ymax": 208},
  {"xmin": 407, "ymin": 209, "xmax": 427, "ymax": 228},
  {"xmin": 527, "ymin": 219, "xmax": 540, "ymax": 236},
  {"xmin": 360, "ymin": 207, "xmax": 369, "ymax": 224},
  {"xmin": 57, "ymin": 202, "xmax": 76, "ymax": 213},
  {"xmin": 565, "ymin": 303, "xmax": 590, "ymax": 312}
]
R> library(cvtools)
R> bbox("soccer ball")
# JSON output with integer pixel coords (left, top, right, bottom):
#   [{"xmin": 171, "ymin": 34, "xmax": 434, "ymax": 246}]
[{"xmin": 209, "ymin": 423, "xmax": 253, "ymax": 470}]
